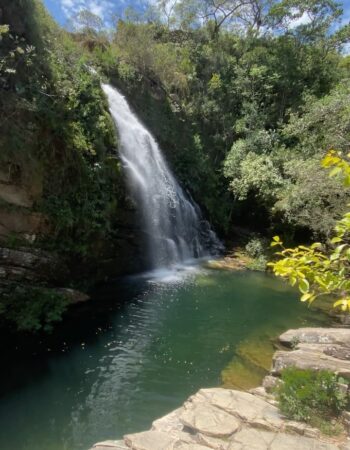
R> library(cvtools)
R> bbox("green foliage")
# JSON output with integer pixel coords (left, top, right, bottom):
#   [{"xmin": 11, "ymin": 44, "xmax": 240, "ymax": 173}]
[
  {"xmin": 245, "ymin": 237, "xmax": 268, "ymax": 258},
  {"xmin": 0, "ymin": 0, "xmax": 120, "ymax": 258},
  {"xmin": 69, "ymin": 0, "xmax": 350, "ymax": 237},
  {"xmin": 278, "ymin": 368, "xmax": 348, "ymax": 431},
  {"xmin": 0, "ymin": 25, "xmax": 36, "ymax": 89},
  {"xmin": 269, "ymin": 152, "xmax": 350, "ymax": 311},
  {"xmin": 7, "ymin": 0, "xmax": 345, "ymax": 243},
  {"xmin": 41, "ymin": 158, "xmax": 122, "ymax": 255},
  {"xmin": 114, "ymin": 21, "xmax": 194, "ymax": 95},
  {"xmin": 273, "ymin": 156, "xmax": 348, "ymax": 237},
  {"xmin": 224, "ymin": 133, "xmax": 284, "ymax": 203},
  {"xmin": 224, "ymin": 80, "xmax": 350, "ymax": 237},
  {"xmin": 244, "ymin": 237, "xmax": 269, "ymax": 271},
  {"xmin": 2, "ymin": 0, "xmax": 350, "ymax": 333},
  {"xmin": 0, "ymin": 285, "xmax": 68, "ymax": 332},
  {"xmin": 246, "ymin": 255, "xmax": 268, "ymax": 271},
  {"xmin": 73, "ymin": 9, "xmax": 103, "ymax": 34}
]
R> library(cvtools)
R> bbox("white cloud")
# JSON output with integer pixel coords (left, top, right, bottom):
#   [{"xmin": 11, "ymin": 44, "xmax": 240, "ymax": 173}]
[
  {"xmin": 342, "ymin": 42, "xmax": 350, "ymax": 55},
  {"xmin": 288, "ymin": 9, "xmax": 312, "ymax": 29},
  {"xmin": 60, "ymin": 0, "xmax": 116, "ymax": 25}
]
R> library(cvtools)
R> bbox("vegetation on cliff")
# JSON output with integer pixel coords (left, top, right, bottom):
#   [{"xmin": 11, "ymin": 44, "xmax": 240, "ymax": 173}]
[
  {"xmin": 0, "ymin": 0, "xmax": 125, "ymax": 331},
  {"xmin": 1, "ymin": 0, "xmax": 121, "ymax": 256},
  {"xmin": 74, "ymin": 0, "xmax": 350, "ymax": 239}
]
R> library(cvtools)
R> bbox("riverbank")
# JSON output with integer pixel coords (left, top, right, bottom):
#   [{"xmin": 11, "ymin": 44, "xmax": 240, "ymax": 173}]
[{"xmin": 91, "ymin": 327, "xmax": 350, "ymax": 450}]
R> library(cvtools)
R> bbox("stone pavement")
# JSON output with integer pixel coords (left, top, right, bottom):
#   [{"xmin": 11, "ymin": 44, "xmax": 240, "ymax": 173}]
[{"xmin": 90, "ymin": 387, "xmax": 348, "ymax": 450}]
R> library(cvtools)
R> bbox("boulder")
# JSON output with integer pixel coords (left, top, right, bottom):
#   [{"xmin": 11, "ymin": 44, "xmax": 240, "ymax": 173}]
[
  {"xmin": 293, "ymin": 343, "xmax": 350, "ymax": 361},
  {"xmin": 272, "ymin": 347, "xmax": 350, "ymax": 378},
  {"xmin": 262, "ymin": 375, "xmax": 282, "ymax": 393},
  {"xmin": 0, "ymin": 247, "xmax": 67, "ymax": 283},
  {"xmin": 279, "ymin": 328, "xmax": 350, "ymax": 348}
]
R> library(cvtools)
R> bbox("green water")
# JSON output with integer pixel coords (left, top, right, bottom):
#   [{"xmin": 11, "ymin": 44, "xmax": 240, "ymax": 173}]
[{"xmin": 0, "ymin": 268, "xmax": 328, "ymax": 450}]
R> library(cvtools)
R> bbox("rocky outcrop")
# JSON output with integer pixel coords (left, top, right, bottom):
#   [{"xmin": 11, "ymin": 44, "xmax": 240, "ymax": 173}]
[
  {"xmin": 205, "ymin": 256, "xmax": 248, "ymax": 271},
  {"xmin": 0, "ymin": 162, "xmax": 44, "ymax": 242},
  {"xmin": 271, "ymin": 328, "xmax": 350, "ymax": 379},
  {"xmin": 91, "ymin": 388, "xmax": 346, "ymax": 450},
  {"xmin": 0, "ymin": 183, "xmax": 35, "ymax": 208},
  {"xmin": 0, "ymin": 209, "xmax": 47, "ymax": 242},
  {"xmin": 0, "ymin": 247, "xmax": 67, "ymax": 283},
  {"xmin": 279, "ymin": 328, "xmax": 350, "ymax": 348},
  {"xmin": 0, "ymin": 246, "xmax": 89, "ymax": 314}
]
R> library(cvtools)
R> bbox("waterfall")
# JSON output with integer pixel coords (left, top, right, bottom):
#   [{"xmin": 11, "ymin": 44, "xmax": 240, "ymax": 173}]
[{"xmin": 102, "ymin": 84, "xmax": 222, "ymax": 269}]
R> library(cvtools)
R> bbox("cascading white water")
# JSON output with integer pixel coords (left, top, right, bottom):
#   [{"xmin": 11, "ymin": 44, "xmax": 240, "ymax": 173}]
[{"xmin": 102, "ymin": 84, "xmax": 222, "ymax": 269}]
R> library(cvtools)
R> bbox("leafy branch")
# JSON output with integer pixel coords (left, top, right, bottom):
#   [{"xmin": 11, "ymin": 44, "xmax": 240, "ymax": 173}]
[{"xmin": 269, "ymin": 150, "xmax": 350, "ymax": 311}]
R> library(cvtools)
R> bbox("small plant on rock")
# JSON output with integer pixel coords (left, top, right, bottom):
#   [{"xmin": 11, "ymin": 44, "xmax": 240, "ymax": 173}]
[
  {"xmin": 245, "ymin": 237, "xmax": 269, "ymax": 271},
  {"xmin": 277, "ymin": 367, "xmax": 348, "ymax": 435}
]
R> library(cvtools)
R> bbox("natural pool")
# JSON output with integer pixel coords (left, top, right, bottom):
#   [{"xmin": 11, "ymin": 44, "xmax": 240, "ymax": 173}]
[{"xmin": 0, "ymin": 267, "xmax": 329, "ymax": 450}]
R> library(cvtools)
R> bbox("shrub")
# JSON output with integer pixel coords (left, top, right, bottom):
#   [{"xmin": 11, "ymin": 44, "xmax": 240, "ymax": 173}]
[
  {"xmin": 244, "ymin": 237, "xmax": 268, "ymax": 271},
  {"xmin": 246, "ymin": 255, "xmax": 268, "ymax": 271},
  {"xmin": 277, "ymin": 368, "xmax": 348, "ymax": 425},
  {"xmin": 269, "ymin": 152, "xmax": 350, "ymax": 311},
  {"xmin": 0, "ymin": 285, "xmax": 68, "ymax": 333},
  {"xmin": 245, "ymin": 237, "xmax": 268, "ymax": 258}
]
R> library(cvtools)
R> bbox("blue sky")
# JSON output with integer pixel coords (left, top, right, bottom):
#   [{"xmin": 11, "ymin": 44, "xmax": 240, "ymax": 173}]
[
  {"xmin": 44, "ymin": 0, "xmax": 350, "ymax": 28},
  {"xmin": 43, "ymin": 0, "xmax": 151, "ymax": 26}
]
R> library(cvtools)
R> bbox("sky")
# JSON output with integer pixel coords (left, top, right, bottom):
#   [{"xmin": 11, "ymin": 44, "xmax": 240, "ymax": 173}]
[
  {"xmin": 43, "ymin": 0, "xmax": 150, "ymax": 27},
  {"xmin": 44, "ymin": 0, "xmax": 350, "ymax": 29}
]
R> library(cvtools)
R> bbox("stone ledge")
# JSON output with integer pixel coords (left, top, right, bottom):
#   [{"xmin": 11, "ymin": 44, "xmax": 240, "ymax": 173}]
[
  {"xmin": 90, "ymin": 387, "xmax": 343, "ymax": 450},
  {"xmin": 279, "ymin": 328, "xmax": 350, "ymax": 348},
  {"xmin": 273, "ymin": 328, "xmax": 350, "ymax": 379}
]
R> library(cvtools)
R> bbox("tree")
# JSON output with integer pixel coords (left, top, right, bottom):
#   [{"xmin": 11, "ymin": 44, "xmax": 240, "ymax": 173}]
[
  {"xmin": 156, "ymin": 0, "xmax": 179, "ymax": 28},
  {"xmin": 74, "ymin": 9, "xmax": 103, "ymax": 34},
  {"xmin": 173, "ymin": 0, "xmax": 270, "ymax": 34},
  {"xmin": 269, "ymin": 151, "xmax": 350, "ymax": 311},
  {"xmin": 267, "ymin": 0, "xmax": 342, "ymax": 35}
]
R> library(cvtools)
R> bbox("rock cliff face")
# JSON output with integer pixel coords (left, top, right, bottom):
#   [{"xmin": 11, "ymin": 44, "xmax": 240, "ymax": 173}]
[
  {"xmin": 0, "ymin": 156, "xmax": 147, "ymax": 331},
  {"xmin": 90, "ymin": 328, "xmax": 350, "ymax": 450},
  {"xmin": 0, "ymin": 158, "xmax": 146, "ymax": 281},
  {"xmin": 0, "ymin": 162, "xmax": 45, "ymax": 242}
]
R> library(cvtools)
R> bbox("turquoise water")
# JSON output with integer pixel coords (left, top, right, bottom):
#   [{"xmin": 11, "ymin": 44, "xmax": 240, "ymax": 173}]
[{"xmin": 0, "ymin": 268, "xmax": 328, "ymax": 450}]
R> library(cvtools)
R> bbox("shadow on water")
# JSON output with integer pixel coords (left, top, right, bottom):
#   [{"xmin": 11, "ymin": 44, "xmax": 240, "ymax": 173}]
[
  {"xmin": 0, "ymin": 274, "xmax": 148, "ymax": 395},
  {"xmin": 0, "ymin": 268, "xmax": 330, "ymax": 450}
]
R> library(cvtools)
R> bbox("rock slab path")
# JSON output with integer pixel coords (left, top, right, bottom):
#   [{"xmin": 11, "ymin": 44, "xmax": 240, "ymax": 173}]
[{"xmin": 90, "ymin": 388, "xmax": 347, "ymax": 450}]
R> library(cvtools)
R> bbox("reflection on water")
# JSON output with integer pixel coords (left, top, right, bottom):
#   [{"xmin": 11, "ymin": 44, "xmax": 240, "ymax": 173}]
[{"xmin": 0, "ymin": 268, "xmax": 329, "ymax": 450}]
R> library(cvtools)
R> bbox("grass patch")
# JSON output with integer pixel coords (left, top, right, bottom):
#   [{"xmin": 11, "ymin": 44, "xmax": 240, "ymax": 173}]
[{"xmin": 277, "ymin": 367, "xmax": 349, "ymax": 436}]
